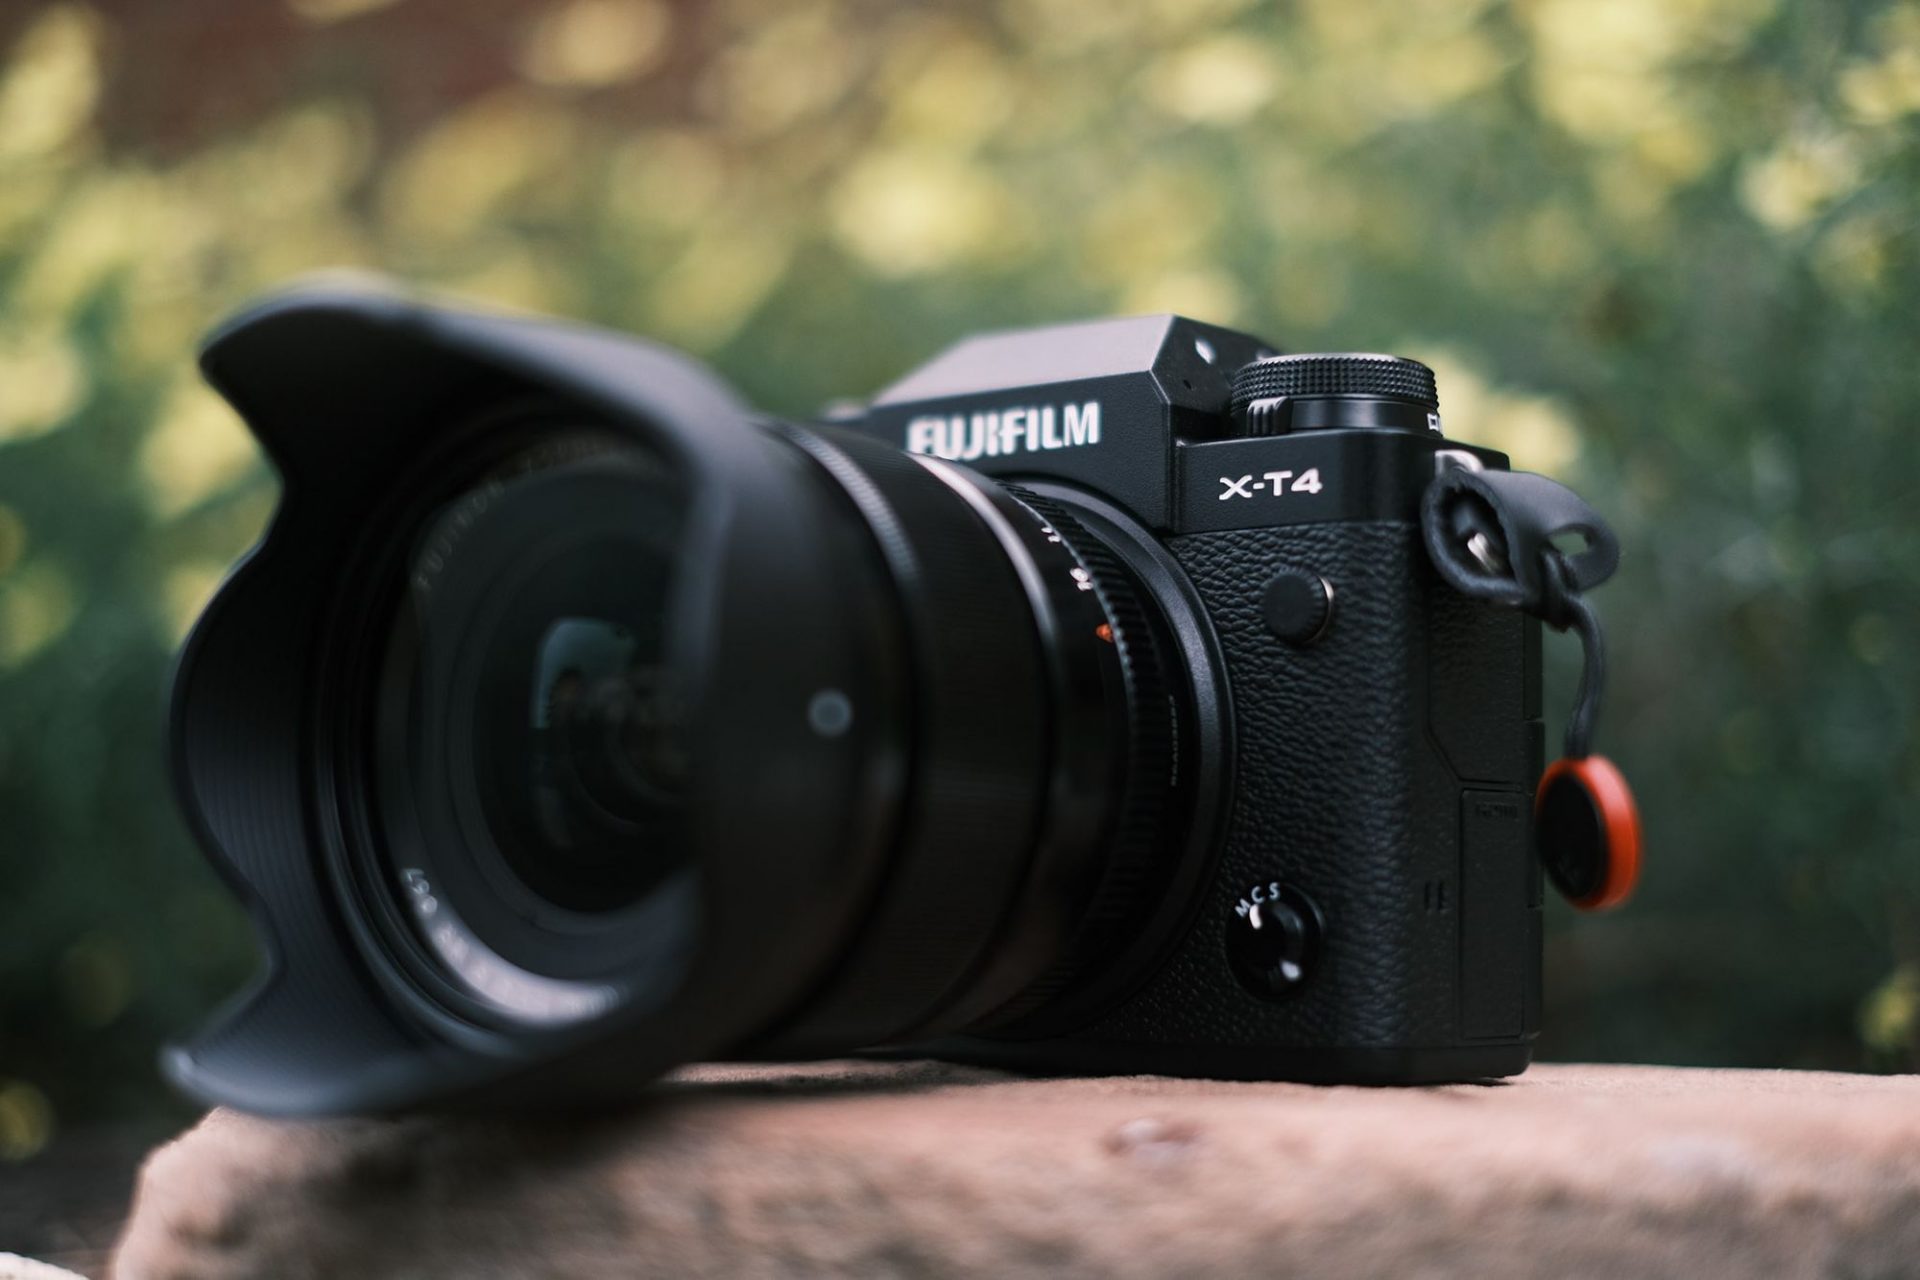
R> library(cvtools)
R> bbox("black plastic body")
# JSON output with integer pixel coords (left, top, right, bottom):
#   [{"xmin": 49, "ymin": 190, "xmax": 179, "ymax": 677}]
[{"xmin": 851, "ymin": 316, "xmax": 1544, "ymax": 1083}]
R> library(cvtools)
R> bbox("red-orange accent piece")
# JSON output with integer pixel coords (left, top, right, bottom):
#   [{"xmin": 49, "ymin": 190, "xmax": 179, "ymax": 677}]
[{"xmin": 1538, "ymin": 754, "xmax": 1642, "ymax": 911}]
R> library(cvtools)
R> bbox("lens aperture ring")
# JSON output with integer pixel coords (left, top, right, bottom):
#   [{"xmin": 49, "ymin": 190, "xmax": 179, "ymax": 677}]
[{"xmin": 976, "ymin": 487, "xmax": 1180, "ymax": 1028}]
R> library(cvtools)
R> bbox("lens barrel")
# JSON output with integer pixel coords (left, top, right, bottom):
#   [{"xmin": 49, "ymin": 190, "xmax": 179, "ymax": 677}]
[{"xmin": 337, "ymin": 410, "xmax": 1199, "ymax": 1055}]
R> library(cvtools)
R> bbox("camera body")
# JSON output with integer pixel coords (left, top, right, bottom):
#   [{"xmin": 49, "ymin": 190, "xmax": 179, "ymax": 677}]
[
  {"xmin": 848, "ymin": 315, "xmax": 1543, "ymax": 1083},
  {"xmin": 168, "ymin": 287, "xmax": 1562, "ymax": 1116}
]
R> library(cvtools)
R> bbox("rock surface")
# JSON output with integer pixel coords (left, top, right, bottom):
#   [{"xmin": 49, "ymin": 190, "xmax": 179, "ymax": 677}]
[{"xmin": 111, "ymin": 1061, "xmax": 1920, "ymax": 1279}]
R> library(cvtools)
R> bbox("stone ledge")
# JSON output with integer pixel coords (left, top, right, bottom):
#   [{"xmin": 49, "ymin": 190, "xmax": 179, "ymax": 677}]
[{"xmin": 110, "ymin": 1061, "xmax": 1920, "ymax": 1279}]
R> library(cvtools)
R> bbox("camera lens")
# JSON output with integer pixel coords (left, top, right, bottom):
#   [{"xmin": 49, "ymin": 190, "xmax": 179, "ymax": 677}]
[
  {"xmin": 335, "ymin": 410, "xmax": 1209, "ymax": 1054},
  {"xmin": 167, "ymin": 291, "xmax": 1233, "ymax": 1110}
]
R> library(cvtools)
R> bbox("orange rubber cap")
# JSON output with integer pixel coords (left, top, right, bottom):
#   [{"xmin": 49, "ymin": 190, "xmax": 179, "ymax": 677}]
[{"xmin": 1535, "ymin": 754, "xmax": 1642, "ymax": 911}]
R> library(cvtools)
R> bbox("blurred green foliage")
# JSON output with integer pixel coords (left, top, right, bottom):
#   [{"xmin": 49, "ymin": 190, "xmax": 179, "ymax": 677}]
[{"xmin": 2, "ymin": 0, "xmax": 1918, "ymax": 1156}]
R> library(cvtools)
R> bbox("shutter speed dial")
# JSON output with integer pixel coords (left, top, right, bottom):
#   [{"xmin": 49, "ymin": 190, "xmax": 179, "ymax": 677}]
[{"xmin": 1229, "ymin": 353, "xmax": 1442, "ymax": 437}]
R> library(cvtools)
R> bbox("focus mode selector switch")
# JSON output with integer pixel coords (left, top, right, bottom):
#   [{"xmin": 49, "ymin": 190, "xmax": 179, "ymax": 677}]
[
  {"xmin": 1227, "ymin": 881, "xmax": 1323, "ymax": 1000},
  {"xmin": 1261, "ymin": 570, "xmax": 1334, "ymax": 645}
]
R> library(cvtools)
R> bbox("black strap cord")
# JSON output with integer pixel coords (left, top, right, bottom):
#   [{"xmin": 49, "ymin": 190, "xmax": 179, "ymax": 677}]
[
  {"xmin": 1545, "ymin": 557, "xmax": 1606, "ymax": 759},
  {"xmin": 1420, "ymin": 464, "xmax": 1620, "ymax": 760}
]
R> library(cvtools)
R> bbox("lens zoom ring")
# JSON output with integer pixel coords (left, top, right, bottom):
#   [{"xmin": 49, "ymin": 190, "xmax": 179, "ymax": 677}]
[{"xmin": 767, "ymin": 429, "xmax": 1055, "ymax": 1044}]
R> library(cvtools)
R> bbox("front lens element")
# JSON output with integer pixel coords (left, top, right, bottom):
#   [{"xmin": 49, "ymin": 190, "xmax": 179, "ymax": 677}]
[{"xmin": 373, "ymin": 433, "xmax": 699, "ymax": 1021}]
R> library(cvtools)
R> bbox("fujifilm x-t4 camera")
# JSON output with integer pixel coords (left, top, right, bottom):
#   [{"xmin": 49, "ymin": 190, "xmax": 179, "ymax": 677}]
[{"xmin": 167, "ymin": 283, "xmax": 1639, "ymax": 1115}]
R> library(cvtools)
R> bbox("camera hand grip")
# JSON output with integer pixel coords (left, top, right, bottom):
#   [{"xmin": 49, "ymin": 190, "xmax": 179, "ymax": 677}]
[{"xmin": 1421, "ymin": 466, "xmax": 1641, "ymax": 912}]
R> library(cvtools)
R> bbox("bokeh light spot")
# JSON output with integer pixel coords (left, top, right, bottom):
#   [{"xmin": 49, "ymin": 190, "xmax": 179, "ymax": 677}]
[
  {"xmin": 609, "ymin": 130, "xmax": 727, "ymax": 230},
  {"xmin": 0, "ymin": 506, "xmax": 26, "ymax": 578},
  {"xmin": 518, "ymin": 0, "xmax": 671, "ymax": 89},
  {"xmin": 1146, "ymin": 36, "xmax": 1277, "ymax": 125},
  {"xmin": 1739, "ymin": 131, "xmax": 1866, "ymax": 233},
  {"xmin": 1814, "ymin": 213, "xmax": 1894, "ymax": 300},
  {"xmin": 0, "ymin": 560, "xmax": 79, "ymax": 669},
  {"xmin": 704, "ymin": 6, "xmax": 857, "ymax": 135},
  {"xmin": 0, "ymin": 1079, "xmax": 54, "ymax": 1162},
  {"xmin": 1861, "ymin": 965, "xmax": 1919, "ymax": 1057},
  {"xmin": 1840, "ymin": 8, "xmax": 1920, "ymax": 124},
  {"xmin": 59, "ymin": 932, "xmax": 134, "ymax": 1029},
  {"xmin": 1415, "ymin": 352, "xmax": 1583, "ymax": 476},
  {"xmin": 830, "ymin": 149, "xmax": 1009, "ymax": 277},
  {"xmin": 0, "ymin": 4, "xmax": 102, "ymax": 162},
  {"xmin": 13, "ymin": 170, "xmax": 157, "ymax": 320},
  {"xmin": 0, "ymin": 328, "xmax": 86, "ymax": 443},
  {"xmin": 139, "ymin": 380, "xmax": 262, "ymax": 518},
  {"xmin": 289, "ymin": 0, "xmax": 404, "ymax": 22},
  {"xmin": 162, "ymin": 561, "xmax": 233, "ymax": 644},
  {"xmin": 644, "ymin": 222, "xmax": 792, "ymax": 349},
  {"xmin": 381, "ymin": 93, "xmax": 580, "ymax": 244}
]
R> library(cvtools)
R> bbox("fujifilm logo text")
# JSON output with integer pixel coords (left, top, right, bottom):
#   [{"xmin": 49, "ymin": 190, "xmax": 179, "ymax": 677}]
[{"xmin": 905, "ymin": 401, "xmax": 1101, "ymax": 461}]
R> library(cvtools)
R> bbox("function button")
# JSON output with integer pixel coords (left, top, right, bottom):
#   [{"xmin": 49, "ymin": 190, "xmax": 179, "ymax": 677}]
[{"xmin": 1261, "ymin": 571, "xmax": 1335, "ymax": 645}]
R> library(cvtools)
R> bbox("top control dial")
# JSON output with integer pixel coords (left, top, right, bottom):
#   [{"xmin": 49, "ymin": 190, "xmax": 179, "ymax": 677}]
[{"xmin": 1229, "ymin": 353, "xmax": 1441, "ymax": 437}]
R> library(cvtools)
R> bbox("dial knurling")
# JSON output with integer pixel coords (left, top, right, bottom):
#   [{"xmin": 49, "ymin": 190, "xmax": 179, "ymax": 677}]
[{"xmin": 1229, "ymin": 353, "xmax": 1439, "ymax": 415}]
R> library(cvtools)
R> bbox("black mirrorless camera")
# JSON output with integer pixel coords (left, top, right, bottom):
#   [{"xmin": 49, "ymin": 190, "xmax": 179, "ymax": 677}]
[{"xmin": 168, "ymin": 282, "xmax": 1637, "ymax": 1115}]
